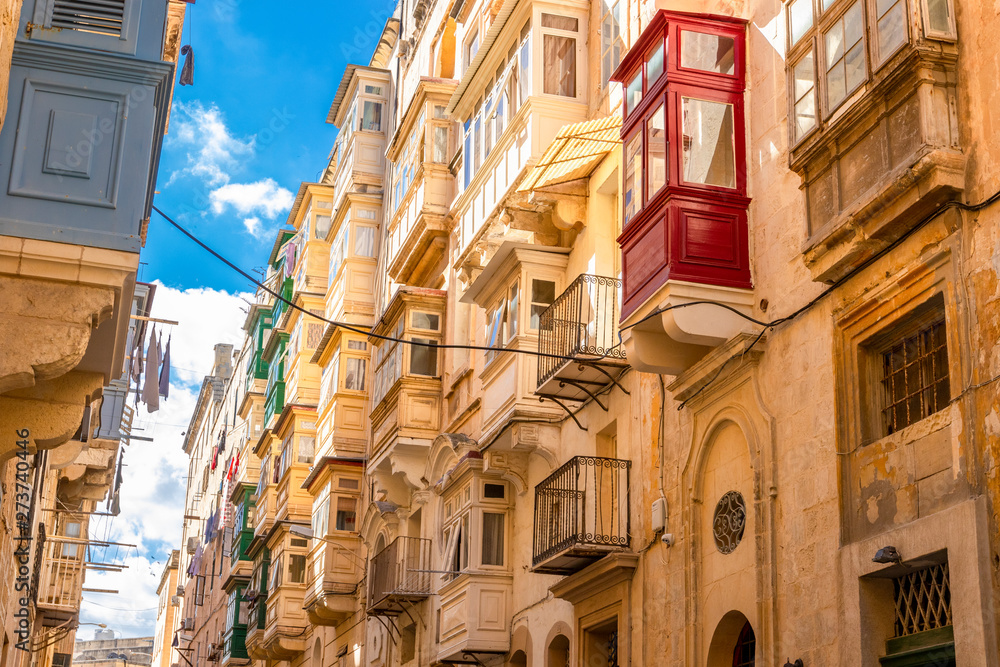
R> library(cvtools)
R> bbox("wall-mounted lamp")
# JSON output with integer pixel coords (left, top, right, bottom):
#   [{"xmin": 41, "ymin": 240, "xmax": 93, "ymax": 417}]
[
  {"xmin": 873, "ymin": 546, "xmax": 902, "ymax": 564},
  {"xmin": 784, "ymin": 660, "xmax": 804, "ymax": 667}
]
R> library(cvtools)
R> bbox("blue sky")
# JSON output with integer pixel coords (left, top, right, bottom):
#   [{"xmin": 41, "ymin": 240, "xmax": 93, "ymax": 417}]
[{"xmin": 79, "ymin": 0, "xmax": 395, "ymax": 638}]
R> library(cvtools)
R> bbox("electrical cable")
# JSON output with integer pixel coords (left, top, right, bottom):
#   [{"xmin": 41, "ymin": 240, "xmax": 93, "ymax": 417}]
[{"xmin": 153, "ymin": 205, "xmax": 601, "ymax": 364}]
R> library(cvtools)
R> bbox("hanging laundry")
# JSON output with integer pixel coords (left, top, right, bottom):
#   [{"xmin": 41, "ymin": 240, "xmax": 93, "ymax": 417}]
[
  {"xmin": 141, "ymin": 328, "xmax": 161, "ymax": 413},
  {"xmin": 130, "ymin": 325, "xmax": 145, "ymax": 401},
  {"xmin": 109, "ymin": 449, "xmax": 124, "ymax": 516},
  {"xmin": 159, "ymin": 333, "xmax": 171, "ymax": 399},
  {"xmin": 179, "ymin": 45, "xmax": 194, "ymax": 86}
]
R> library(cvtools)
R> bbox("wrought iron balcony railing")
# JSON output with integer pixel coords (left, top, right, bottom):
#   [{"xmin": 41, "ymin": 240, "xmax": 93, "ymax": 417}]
[
  {"xmin": 367, "ymin": 536, "xmax": 432, "ymax": 614},
  {"xmin": 532, "ymin": 456, "xmax": 631, "ymax": 574},
  {"xmin": 536, "ymin": 275, "xmax": 628, "ymax": 408}
]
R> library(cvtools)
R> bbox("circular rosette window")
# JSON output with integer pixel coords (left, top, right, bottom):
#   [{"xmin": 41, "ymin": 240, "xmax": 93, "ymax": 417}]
[{"xmin": 712, "ymin": 490, "xmax": 747, "ymax": 554}]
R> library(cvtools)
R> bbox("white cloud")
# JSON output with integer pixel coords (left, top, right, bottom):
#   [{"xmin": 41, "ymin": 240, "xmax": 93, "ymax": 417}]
[
  {"xmin": 209, "ymin": 178, "xmax": 294, "ymax": 220},
  {"xmin": 166, "ymin": 101, "xmax": 255, "ymax": 187},
  {"xmin": 243, "ymin": 216, "xmax": 263, "ymax": 238},
  {"xmin": 80, "ymin": 284, "xmax": 250, "ymax": 637}
]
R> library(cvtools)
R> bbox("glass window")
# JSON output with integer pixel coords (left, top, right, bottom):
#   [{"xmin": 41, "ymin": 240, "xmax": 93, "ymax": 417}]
[
  {"xmin": 312, "ymin": 494, "xmax": 330, "ymax": 538},
  {"xmin": 925, "ymin": 0, "xmax": 954, "ymax": 35},
  {"xmin": 793, "ymin": 53, "xmax": 817, "ymax": 140},
  {"xmin": 61, "ymin": 522, "xmax": 82, "ymax": 558},
  {"xmin": 484, "ymin": 483, "xmax": 506, "ymax": 499},
  {"xmin": 314, "ymin": 214, "xmax": 331, "ymax": 239},
  {"xmin": 433, "ymin": 126, "xmax": 449, "ymax": 163},
  {"xmin": 542, "ymin": 14, "xmax": 578, "ymax": 30},
  {"xmin": 465, "ymin": 30, "xmax": 480, "ymax": 69},
  {"xmin": 289, "ymin": 554, "xmax": 306, "ymax": 584},
  {"xmin": 530, "ymin": 279, "xmax": 556, "ymax": 329},
  {"xmin": 544, "ymin": 35, "xmax": 577, "ymax": 97},
  {"xmin": 646, "ymin": 104, "xmax": 667, "ymax": 198},
  {"xmin": 518, "ymin": 30, "xmax": 532, "ymax": 102},
  {"xmin": 409, "ymin": 338, "xmax": 438, "ymax": 376},
  {"xmin": 485, "ymin": 301, "xmax": 505, "ymax": 362},
  {"xmin": 361, "ymin": 100, "xmax": 383, "ymax": 131},
  {"xmin": 356, "ymin": 208, "xmax": 377, "ymax": 220},
  {"xmin": 482, "ymin": 512, "xmax": 505, "ymax": 566},
  {"xmin": 335, "ymin": 497, "xmax": 357, "ymax": 531},
  {"xmin": 600, "ymin": 0, "xmax": 623, "ymax": 87},
  {"xmin": 681, "ymin": 97, "xmax": 736, "ymax": 189},
  {"xmin": 623, "ymin": 132, "xmax": 642, "ymax": 222},
  {"xmin": 824, "ymin": 2, "xmax": 866, "ymax": 110},
  {"xmin": 344, "ymin": 357, "xmax": 366, "ymax": 391},
  {"xmin": 411, "ymin": 311, "xmax": 441, "ymax": 331},
  {"xmin": 789, "ymin": 0, "xmax": 814, "ymax": 45},
  {"xmin": 646, "ymin": 40, "xmax": 665, "ymax": 86},
  {"xmin": 298, "ymin": 436, "xmax": 315, "ymax": 464},
  {"xmin": 364, "ymin": 84, "xmax": 383, "ymax": 95},
  {"xmin": 626, "ymin": 71, "xmax": 642, "ymax": 115},
  {"xmin": 354, "ymin": 225, "xmax": 376, "ymax": 258},
  {"xmin": 269, "ymin": 555, "xmax": 282, "ymax": 591},
  {"xmin": 347, "ymin": 340, "xmax": 367, "ymax": 350},
  {"xmin": 876, "ymin": 0, "xmax": 906, "ymax": 61},
  {"xmin": 680, "ymin": 31, "xmax": 736, "ymax": 75},
  {"xmin": 507, "ymin": 283, "xmax": 519, "ymax": 342}
]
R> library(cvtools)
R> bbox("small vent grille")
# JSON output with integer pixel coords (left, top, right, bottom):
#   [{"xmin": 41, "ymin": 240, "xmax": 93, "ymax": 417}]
[
  {"xmin": 50, "ymin": 0, "xmax": 126, "ymax": 37},
  {"xmin": 894, "ymin": 562, "xmax": 953, "ymax": 637}
]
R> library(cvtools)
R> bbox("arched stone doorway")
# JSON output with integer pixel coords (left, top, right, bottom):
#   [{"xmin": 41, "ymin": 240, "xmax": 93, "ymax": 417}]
[{"xmin": 707, "ymin": 611, "xmax": 756, "ymax": 667}]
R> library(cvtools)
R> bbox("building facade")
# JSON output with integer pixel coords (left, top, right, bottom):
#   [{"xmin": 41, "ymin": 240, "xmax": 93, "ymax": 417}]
[
  {"xmin": 151, "ymin": 550, "xmax": 180, "ymax": 667},
  {"xmin": 166, "ymin": 0, "xmax": 1000, "ymax": 665}
]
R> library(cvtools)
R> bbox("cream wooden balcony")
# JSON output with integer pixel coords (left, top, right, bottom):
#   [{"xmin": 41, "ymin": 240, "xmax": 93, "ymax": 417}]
[
  {"xmin": 304, "ymin": 534, "xmax": 364, "ymax": 625},
  {"xmin": 37, "ymin": 536, "xmax": 86, "ymax": 625}
]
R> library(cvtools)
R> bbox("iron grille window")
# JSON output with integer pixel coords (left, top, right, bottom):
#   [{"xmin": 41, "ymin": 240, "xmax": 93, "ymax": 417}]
[
  {"xmin": 894, "ymin": 562, "xmax": 952, "ymax": 637},
  {"xmin": 880, "ymin": 317, "xmax": 949, "ymax": 435}
]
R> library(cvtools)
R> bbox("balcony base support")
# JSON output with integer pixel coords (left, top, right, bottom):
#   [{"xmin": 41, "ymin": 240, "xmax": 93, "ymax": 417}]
[
  {"xmin": 620, "ymin": 280, "xmax": 755, "ymax": 376},
  {"xmin": 536, "ymin": 396, "xmax": 586, "ymax": 431}
]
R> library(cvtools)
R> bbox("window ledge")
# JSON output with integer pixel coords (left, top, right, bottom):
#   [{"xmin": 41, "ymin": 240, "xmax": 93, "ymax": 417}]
[{"xmin": 801, "ymin": 148, "xmax": 965, "ymax": 284}]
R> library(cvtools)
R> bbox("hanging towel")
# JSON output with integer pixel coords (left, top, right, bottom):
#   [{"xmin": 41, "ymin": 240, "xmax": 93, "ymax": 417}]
[
  {"xmin": 179, "ymin": 45, "xmax": 194, "ymax": 86},
  {"xmin": 142, "ymin": 328, "xmax": 161, "ymax": 412},
  {"xmin": 130, "ymin": 326, "xmax": 145, "ymax": 401},
  {"xmin": 159, "ymin": 333, "xmax": 171, "ymax": 399}
]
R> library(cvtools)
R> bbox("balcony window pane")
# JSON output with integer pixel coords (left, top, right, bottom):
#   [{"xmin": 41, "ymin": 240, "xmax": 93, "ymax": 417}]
[
  {"xmin": 463, "ymin": 121, "xmax": 472, "ymax": 187},
  {"xmin": 626, "ymin": 71, "xmax": 642, "ymax": 115},
  {"xmin": 530, "ymin": 279, "xmax": 556, "ymax": 329},
  {"xmin": 646, "ymin": 40, "xmax": 664, "ymax": 85},
  {"xmin": 335, "ymin": 497, "xmax": 357, "ymax": 531},
  {"xmin": 410, "ymin": 338, "xmax": 438, "ymax": 376},
  {"xmin": 312, "ymin": 496, "xmax": 330, "ymax": 537},
  {"xmin": 433, "ymin": 126, "xmax": 449, "ymax": 162},
  {"xmin": 623, "ymin": 132, "xmax": 642, "ymax": 223},
  {"xmin": 681, "ymin": 97, "xmax": 736, "ymax": 189},
  {"xmin": 354, "ymin": 225, "xmax": 376, "ymax": 258},
  {"xmin": 543, "ymin": 35, "xmax": 577, "ymax": 97},
  {"xmin": 680, "ymin": 30, "xmax": 736, "ymax": 75},
  {"xmin": 824, "ymin": 2, "xmax": 866, "ymax": 110},
  {"xmin": 314, "ymin": 214, "xmax": 331, "ymax": 239},
  {"xmin": 361, "ymin": 101, "xmax": 383, "ymax": 131},
  {"xmin": 789, "ymin": 0, "xmax": 813, "ymax": 45},
  {"xmin": 289, "ymin": 555, "xmax": 306, "ymax": 584},
  {"xmin": 646, "ymin": 104, "xmax": 667, "ymax": 199},
  {"xmin": 519, "ymin": 34, "xmax": 532, "ymax": 102},
  {"xmin": 344, "ymin": 357, "xmax": 366, "ymax": 390},
  {"xmin": 237, "ymin": 596, "xmax": 248, "ymax": 625},
  {"xmin": 542, "ymin": 14, "xmax": 578, "ymax": 30},
  {"xmin": 482, "ymin": 512, "xmax": 505, "ymax": 566},
  {"xmin": 412, "ymin": 311, "xmax": 441, "ymax": 331},
  {"xmin": 298, "ymin": 436, "xmax": 315, "ymax": 464},
  {"xmin": 926, "ymin": 0, "xmax": 953, "ymax": 33},
  {"xmin": 507, "ymin": 283, "xmax": 519, "ymax": 341},
  {"xmin": 793, "ymin": 52, "xmax": 817, "ymax": 139},
  {"xmin": 473, "ymin": 116, "xmax": 482, "ymax": 170},
  {"xmin": 601, "ymin": 0, "xmax": 622, "ymax": 86},
  {"xmin": 876, "ymin": 0, "xmax": 906, "ymax": 60}
]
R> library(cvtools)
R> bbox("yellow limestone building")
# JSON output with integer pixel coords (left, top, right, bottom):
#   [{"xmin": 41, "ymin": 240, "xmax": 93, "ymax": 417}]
[{"xmin": 167, "ymin": 0, "xmax": 1000, "ymax": 665}]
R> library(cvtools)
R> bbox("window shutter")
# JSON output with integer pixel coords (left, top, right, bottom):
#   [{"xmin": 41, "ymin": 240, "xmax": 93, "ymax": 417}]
[{"xmin": 50, "ymin": 0, "xmax": 127, "ymax": 36}]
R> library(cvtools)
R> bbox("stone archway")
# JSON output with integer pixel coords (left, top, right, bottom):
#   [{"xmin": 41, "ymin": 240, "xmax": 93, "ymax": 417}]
[{"xmin": 707, "ymin": 611, "xmax": 755, "ymax": 667}]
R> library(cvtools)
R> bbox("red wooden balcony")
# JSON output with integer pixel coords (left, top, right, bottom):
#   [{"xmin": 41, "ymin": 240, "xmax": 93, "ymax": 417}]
[{"xmin": 612, "ymin": 11, "xmax": 755, "ymax": 376}]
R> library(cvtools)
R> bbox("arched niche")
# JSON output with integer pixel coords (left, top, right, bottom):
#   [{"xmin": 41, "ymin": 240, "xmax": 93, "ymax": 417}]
[{"xmin": 509, "ymin": 625, "xmax": 532, "ymax": 667}]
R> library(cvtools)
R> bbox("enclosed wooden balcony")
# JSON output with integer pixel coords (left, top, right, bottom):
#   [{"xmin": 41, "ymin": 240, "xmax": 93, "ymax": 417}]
[
  {"xmin": 536, "ymin": 274, "xmax": 628, "ymax": 405},
  {"xmin": 532, "ymin": 456, "xmax": 631, "ymax": 575},
  {"xmin": 36, "ymin": 536, "xmax": 86, "ymax": 625},
  {"xmin": 304, "ymin": 534, "xmax": 364, "ymax": 625},
  {"xmin": 367, "ymin": 536, "xmax": 432, "ymax": 614}
]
